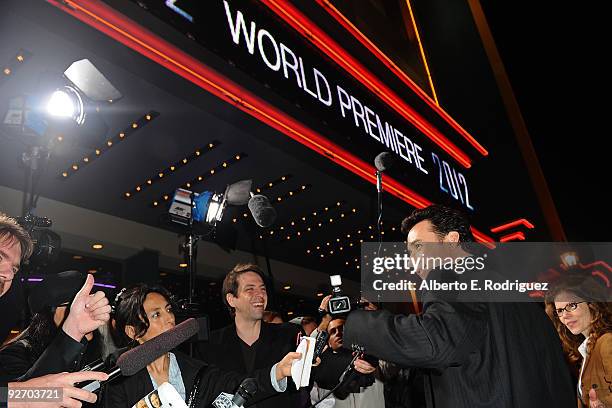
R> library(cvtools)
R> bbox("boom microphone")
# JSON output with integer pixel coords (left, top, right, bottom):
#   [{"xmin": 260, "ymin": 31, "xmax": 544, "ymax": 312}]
[
  {"xmin": 374, "ymin": 152, "xmax": 394, "ymax": 172},
  {"xmin": 248, "ymin": 194, "xmax": 277, "ymax": 228},
  {"xmin": 81, "ymin": 318, "xmax": 199, "ymax": 391},
  {"xmin": 374, "ymin": 152, "xmax": 394, "ymax": 245}
]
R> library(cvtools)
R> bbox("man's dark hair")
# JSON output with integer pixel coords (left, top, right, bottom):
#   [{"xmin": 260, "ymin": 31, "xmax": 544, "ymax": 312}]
[
  {"xmin": 0, "ymin": 213, "xmax": 34, "ymax": 262},
  {"xmin": 112, "ymin": 283, "xmax": 176, "ymax": 347},
  {"xmin": 222, "ymin": 263, "xmax": 267, "ymax": 316},
  {"xmin": 401, "ymin": 204, "xmax": 475, "ymax": 246}
]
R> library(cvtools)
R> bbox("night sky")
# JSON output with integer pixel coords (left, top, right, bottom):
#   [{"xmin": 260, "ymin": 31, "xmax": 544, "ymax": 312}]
[{"xmin": 482, "ymin": 2, "xmax": 607, "ymax": 241}]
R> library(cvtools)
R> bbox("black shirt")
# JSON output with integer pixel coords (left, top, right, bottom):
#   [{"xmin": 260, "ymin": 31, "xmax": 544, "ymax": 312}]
[{"xmin": 239, "ymin": 337, "xmax": 260, "ymax": 374}]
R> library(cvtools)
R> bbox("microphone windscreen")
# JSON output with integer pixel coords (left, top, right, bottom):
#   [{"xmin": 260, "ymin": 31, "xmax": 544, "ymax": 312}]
[
  {"xmin": 240, "ymin": 378, "xmax": 258, "ymax": 396},
  {"xmin": 374, "ymin": 152, "xmax": 395, "ymax": 172},
  {"xmin": 232, "ymin": 378, "xmax": 258, "ymax": 407},
  {"xmin": 116, "ymin": 318, "xmax": 198, "ymax": 376},
  {"xmin": 248, "ymin": 195, "xmax": 277, "ymax": 228}
]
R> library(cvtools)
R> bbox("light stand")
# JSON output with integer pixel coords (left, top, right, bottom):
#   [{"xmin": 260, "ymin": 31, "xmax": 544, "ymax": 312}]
[{"xmin": 21, "ymin": 145, "xmax": 49, "ymax": 217}]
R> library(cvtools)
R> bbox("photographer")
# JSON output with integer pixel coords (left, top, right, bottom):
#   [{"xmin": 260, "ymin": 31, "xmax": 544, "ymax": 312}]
[
  {"xmin": 0, "ymin": 272, "xmax": 111, "ymax": 382},
  {"xmin": 326, "ymin": 205, "xmax": 575, "ymax": 408},
  {"xmin": 0, "ymin": 214, "xmax": 34, "ymax": 343},
  {"xmin": 0, "ymin": 214, "xmax": 108, "ymax": 408}
]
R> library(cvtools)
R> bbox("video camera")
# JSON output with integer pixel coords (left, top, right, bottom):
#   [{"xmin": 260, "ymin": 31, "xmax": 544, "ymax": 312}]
[{"xmin": 328, "ymin": 275, "xmax": 366, "ymax": 317}]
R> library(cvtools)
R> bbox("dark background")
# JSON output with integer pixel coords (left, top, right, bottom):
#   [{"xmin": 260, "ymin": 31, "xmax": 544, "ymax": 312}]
[{"xmin": 481, "ymin": 2, "xmax": 607, "ymax": 241}]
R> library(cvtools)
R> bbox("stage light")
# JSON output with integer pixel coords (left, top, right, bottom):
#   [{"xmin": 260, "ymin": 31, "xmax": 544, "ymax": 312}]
[
  {"xmin": 168, "ymin": 180, "xmax": 253, "ymax": 227},
  {"xmin": 560, "ymin": 251, "xmax": 579, "ymax": 268},
  {"xmin": 47, "ymin": 89, "xmax": 74, "ymax": 117},
  {"xmin": 204, "ymin": 192, "xmax": 224, "ymax": 224}
]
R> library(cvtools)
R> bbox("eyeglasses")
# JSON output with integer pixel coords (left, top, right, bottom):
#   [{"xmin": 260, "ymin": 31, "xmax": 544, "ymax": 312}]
[{"xmin": 555, "ymin": 302, "xmax": 586, "ymax": 317}]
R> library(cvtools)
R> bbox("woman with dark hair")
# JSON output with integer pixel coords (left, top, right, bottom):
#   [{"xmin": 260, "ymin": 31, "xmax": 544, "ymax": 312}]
[
  {"xmin": 105, "ymin": 283, "xmax": 299, "ymax": 408},
  {"xmin": 0, "ymin": 272, "xmax": 111, "ymax": 383},
  {"xmin": 545, "ymin": 275, "xmax": 612, "ymax": 407}
]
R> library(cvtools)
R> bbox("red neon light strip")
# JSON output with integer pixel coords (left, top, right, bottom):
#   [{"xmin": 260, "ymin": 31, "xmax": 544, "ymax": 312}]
[
  {"xmin": 490, "ymin": 218, "xmax": 535, "ymax": 233},
  {"xmin": 47, "ymin": 0, "xmax": 494, "ymax": 243},
  {"xmin": 499, "ymin": 231, "xmax": 526, "ymax": 242},
  {"xmin": 579, "ymin": 261, "xmax": 612, "ymax": 273},
  {"xmin": 313, "ymin": 0, "xmax": 488, "ymax": 157},
  {"xmin": 591, "ymin": 271, "xmax": 610, "ymax": 287},
  {"xmin": 259, "ymin": 0, "xmax": 474, "ymax": 168}
]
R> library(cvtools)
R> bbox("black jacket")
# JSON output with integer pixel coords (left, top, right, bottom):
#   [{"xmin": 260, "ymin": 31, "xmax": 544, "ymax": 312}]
[
  {"xmin": 197, "ymin": 322, "xmax": 304, "ymax": 407},
  {"xmin": 0, "ymin": 330, "xmax": 87, "ymax": 382},
  {"xmin": 344, "ymin": 296, "xmax": 576, "ymax": 408},
  {"xmin": 104, "ymin": 351, "xmax": 277, "ymax": 408},
  {"xmin": 0, "ymin": 280, "xmax": 26, "ymax": 345},
  {"xmin": 314, "ymin": 348, "xmax": 375, "ymax": 400}
]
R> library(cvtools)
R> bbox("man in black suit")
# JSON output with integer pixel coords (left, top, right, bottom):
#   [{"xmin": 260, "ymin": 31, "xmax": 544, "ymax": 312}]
[
  {"xmin": 339, "ymin": 205, "xmax": 576, "ymax": 408},
  {"xmin": 0, "ymin": 213, "xmax": 108, "ymax": 408},
  {"xmin": 197, "ymin": 263, "xmax": 304, "ymax": 407},
  {"xmin": 0, "ymin": 213, "xmax": 33, "ymax": 344}
]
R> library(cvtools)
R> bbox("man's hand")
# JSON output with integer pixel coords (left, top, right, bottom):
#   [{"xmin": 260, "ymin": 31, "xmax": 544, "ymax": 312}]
[
  {"xmin": 354, "ymin": 358, "xmax": 377, "ymax": 375},
  {"xmin": 589, "ymin": 387, "xmax": 606, "ymax": 408},
  {"xmin": 62, "ymin": 274, "xmax": 111, "ymax": 342},
  {"xmin": 8, "ymin": 371, "xmax": 109, "ymax": 408},
  {"xmin": 316, "ymin": 295, "xmax": 333, "ymax": 331},
  {"xmin": 274, "ymin": 352, "xmax": 302, "ymax": 381},
  {"xmin": 319, "ymin": 295, "xmax": 332, "ymax": 313}
]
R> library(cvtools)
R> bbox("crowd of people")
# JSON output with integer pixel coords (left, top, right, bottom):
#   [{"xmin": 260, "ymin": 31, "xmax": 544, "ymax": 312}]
[{"xmin": 0, "ymin": 205, "xmax": 610, "ymax": 408}]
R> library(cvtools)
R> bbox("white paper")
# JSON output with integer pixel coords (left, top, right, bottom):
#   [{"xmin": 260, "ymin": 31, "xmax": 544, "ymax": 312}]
[
  {"xmin": 291, "ymin": 336, "xmax": 315, "ymax": 388},
  {"xmin": 131, "ymin": 382, "xmax": 187, "ymax": 408}
]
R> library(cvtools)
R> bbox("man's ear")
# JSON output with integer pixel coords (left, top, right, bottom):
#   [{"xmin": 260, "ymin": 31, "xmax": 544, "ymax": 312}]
[
  {"xmin": 226, "ymin": 293, "xmax": 237, "ymax": 308},
  {"xmin": 125, "ymin": 325, "xmax": 137, "ymax": 340},
  {"xmin": 444, "ymin": 231, "xmax": 460, "ymax": 243}
]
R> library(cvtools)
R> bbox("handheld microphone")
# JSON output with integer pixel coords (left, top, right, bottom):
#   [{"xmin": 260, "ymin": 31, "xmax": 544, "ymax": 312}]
[
  {"xmin": 248, "ymin": 194, "xmax": 277, "ymax": 228},
  {"xmin": 212, "ymin": 378, "xmax": 258, "ymax": 408},
  {"xmin": 312, "ymin": 330, "xmax": 329, "ymax": 363},
  {"xmin": 231, "ymin": 378, "xmax": 258, "ymax": 407},
  {"xmin": 81, "ymin": 318, "xmax": 199, "ymax": 391},
  {"xmin": 79, "ymin": 346, "xmax": 130, "ymax": 373}
]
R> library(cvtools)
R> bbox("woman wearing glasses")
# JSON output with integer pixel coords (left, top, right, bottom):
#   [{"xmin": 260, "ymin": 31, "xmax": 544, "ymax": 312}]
[{"xmin": 546, "ymin": 275, "xmax": 611, "ymax": 407}]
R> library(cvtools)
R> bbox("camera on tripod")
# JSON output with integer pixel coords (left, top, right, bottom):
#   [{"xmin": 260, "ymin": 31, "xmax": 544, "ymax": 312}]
[{"xmin": 328, "ymin": 275, "xmax": 366, "ymax": 316}]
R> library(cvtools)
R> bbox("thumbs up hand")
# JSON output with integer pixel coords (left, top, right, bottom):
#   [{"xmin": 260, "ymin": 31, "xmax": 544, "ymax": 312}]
[{"xmin": 62, "ymin": 274, "xmax": 112, "ymax": 341}]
